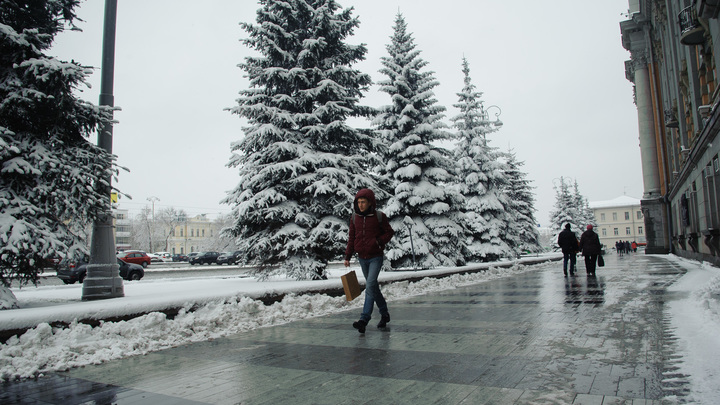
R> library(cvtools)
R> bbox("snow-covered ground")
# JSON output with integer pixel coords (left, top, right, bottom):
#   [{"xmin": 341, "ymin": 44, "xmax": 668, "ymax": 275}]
[{"xmin": 0, "ymin": 254, "xmax": 718, "ymax": 403}]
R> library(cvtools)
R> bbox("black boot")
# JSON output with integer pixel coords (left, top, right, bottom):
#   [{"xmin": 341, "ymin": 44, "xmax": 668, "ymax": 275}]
[
  {"xmin": 377, "ymin": 314, "xmax": 390, "ymax": 328},
  {"xmin": 352, "ymin": 319, "xmax": 367, "ymax": 333}
]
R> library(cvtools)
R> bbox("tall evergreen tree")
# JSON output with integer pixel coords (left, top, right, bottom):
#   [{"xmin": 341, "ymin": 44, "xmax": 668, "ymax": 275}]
[
  {"xmin": 374, "ymin": 14, "xmax": 466, "ymax": 269},
  {"xmin": 223, "ymin": 0, "xmax": 379, "ymax": 280},
  {"xmin": 549, "ymin": 177, "xmax": 591, "ymax": 246},
  {"xmin": 502, "ymin": 149, "xmax": 541, "ymax": 255},
  {"xmin": 572, "ymin": 179, "xmax": 597, "ymax": 229},
  {"xmin": 450, "ymin": 58, "xmax": 510, "ymax": 262},
  {"xmin": 0, "ymin": 0, "xmax": 117, "ymax": 288}
]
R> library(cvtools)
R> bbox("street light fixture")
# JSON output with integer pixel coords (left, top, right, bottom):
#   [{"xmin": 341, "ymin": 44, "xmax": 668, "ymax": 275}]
[{"xmin": 484, "ymin": 105, "xmax": 503, "ymax": 127}]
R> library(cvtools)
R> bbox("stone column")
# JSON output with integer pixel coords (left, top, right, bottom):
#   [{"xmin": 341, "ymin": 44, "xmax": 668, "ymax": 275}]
[{"xmin": 632, "ymin": 52, "xmax": 663, "ymax": 199}]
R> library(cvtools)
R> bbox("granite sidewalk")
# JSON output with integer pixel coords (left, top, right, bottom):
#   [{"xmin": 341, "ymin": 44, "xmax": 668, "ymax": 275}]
[{"xmin": 0, "ymin": 252, "xmax": 688, "ymax": 404}]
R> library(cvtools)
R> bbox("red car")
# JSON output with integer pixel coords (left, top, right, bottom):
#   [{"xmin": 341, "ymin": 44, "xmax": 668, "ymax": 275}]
[{"xmin": 117, "ymin": 251, "xmax": 151, "ymax": 268}]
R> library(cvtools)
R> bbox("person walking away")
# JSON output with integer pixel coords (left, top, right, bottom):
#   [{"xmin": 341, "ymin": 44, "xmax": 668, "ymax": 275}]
[
  {"xmin": 631, "ymin": 241, "xmax": 638, "ymax": 252},
  {"xmin": 344, "ymin": 188, "xmax": 394, "ymax": 333},
  {"xmin": 579, "ymin": 224, "xmax": 602, "ymax": 277},
  {"xmin": 557, "ymin": 223, "xmax": 579, "ymax": 277}
]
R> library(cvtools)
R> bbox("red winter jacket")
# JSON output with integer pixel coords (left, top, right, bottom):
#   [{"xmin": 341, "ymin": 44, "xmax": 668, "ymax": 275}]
[{"xmin": 344, "ymin": 189, "xmax": 394, "ymax": 260}]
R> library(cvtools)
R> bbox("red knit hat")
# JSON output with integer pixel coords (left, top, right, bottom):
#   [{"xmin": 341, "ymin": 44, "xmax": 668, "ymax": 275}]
[{"xmin": 587, "ymin": 224, "xmax": 593, "ymax": 230}]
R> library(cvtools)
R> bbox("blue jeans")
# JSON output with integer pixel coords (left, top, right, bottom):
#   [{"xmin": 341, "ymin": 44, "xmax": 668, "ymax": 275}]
[{"xmin": 358, "ymin": 256, "xmax": 388, "ymax": 322}]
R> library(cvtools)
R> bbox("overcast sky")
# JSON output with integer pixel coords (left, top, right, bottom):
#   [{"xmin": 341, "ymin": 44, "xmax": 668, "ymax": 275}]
[{"xmin": 50, "ymin": 0, "xmax": 640, "ymax": 227}]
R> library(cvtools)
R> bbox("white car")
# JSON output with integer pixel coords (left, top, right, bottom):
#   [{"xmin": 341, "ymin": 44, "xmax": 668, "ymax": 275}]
[{"xmin": 153, "ymin": 252, "xmax": 173, "ymax": 262}]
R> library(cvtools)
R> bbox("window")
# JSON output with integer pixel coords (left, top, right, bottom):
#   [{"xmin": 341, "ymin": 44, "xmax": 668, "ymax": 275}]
[
  {"xmin": 625, "ymin": 212, "xmax": 630, "ymax": 220},
  {"xmin": 637, "ymin": 211, "xmax": 643, "ymax": 220},
  {"xmin": 601, "ymin": 213, "xmax": 606, "ymax": 221},
  {"xmin": 191, "ymin": 229, "xmax": 194, "ymax": 237},
  {"xmin": 626, "ymin": 227, "xmax": 631, "ymax": 235},
  {"xmin": 202, "ymin": 229, "xmax": 205, "ymax": 237},
  {"xmin": 602, "ymin": 228, "xmax": 607, "ymax": 236},
  {"xmin": 613, "ymin": 212, "xmax": 618, "ymax": 221},
  {"xmin": 180, "ymin": 229, "xmax": 183, "ymax": 237},
  {"xmin": 614, "ymin": 228, "xmax": 619, "ymax": 235},
  {"xmin": 638, "ymin": 226, "xmax": 644, "ymax": 234}
]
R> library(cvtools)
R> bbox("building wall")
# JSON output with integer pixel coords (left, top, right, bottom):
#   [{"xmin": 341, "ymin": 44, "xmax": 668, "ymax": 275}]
[
  {"xmin": 621, "ymin": 0, "xmax": 720, "ymax": 265},
  {"xmin": 167, "ymin": 215, "xmax": 217, "ymax": 254},
  {"xmin": 592, "ymin": 204, "xmax": 646, "ymax": 249},
  {"xmin": 113, "ymin": 208, "xmax": 132, "ymax": 252}
]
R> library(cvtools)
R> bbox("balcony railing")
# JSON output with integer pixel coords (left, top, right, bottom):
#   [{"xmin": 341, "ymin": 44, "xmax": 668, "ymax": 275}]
[{"xmin": 679, "ymin": 6, "xmax": 706, "ymax": 45}]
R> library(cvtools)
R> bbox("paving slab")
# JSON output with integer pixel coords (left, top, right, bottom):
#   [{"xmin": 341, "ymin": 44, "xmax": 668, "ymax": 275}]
[{"xmin": 0, "ymin": 253, "xmax": 689, "ymax": 404}]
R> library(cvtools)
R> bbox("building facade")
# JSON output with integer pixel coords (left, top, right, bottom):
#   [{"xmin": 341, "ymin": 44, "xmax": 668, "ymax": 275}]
[
  {"xmin": 113, "ymin": 208, "xmax": 132, "ymax": 252},
  {"xmin": 589, "ymin": 196, "xmax": 646, "ymax": 248},
  {"xmin": 167, "ymin": 214, "xmax": 217, "ymax": 255},
  {"xmin": 621, "ymin": 0, "xmax": 720, "ymax": 264}
]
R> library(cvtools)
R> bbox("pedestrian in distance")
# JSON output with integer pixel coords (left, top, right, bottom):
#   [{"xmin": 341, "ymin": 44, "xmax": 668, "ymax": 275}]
[
  {"xmin": 557, "ymin": 223, "xmax": 579, "ymax": 277},
  {"xmin": 579, "ymin": 224, "xmax": 602, "ymax": 277},
  {"xmin": 344, "ymin": 188, "xmax": 394, "ymax": 334},
  {"xmin": 632, "ymin": 241, "xmax": 638, "ymax": 252}
]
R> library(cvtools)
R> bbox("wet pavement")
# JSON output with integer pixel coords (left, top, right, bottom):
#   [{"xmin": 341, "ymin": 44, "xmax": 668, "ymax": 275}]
[{"xmin": 1, "ymin": 253, "xmax": 689, "ymax": 404}]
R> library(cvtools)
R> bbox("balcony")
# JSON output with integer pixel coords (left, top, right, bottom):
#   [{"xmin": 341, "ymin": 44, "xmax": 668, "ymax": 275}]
[{"xmin": 679, "ymin": 6, "xmax": 706, "ymax": 45}]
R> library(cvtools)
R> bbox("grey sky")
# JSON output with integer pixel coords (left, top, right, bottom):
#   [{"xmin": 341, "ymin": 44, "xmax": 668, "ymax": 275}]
[{"xmin": 50, "ymin": 0, "xmax": 641, "ymax": 226}]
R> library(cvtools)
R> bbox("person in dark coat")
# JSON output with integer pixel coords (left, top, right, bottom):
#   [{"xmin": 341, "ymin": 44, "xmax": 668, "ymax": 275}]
[
  {"xmin": 557, "ymin": 223, "xmax": 579, "ymax": 276},
  {"xmin": 579, "ymin": 224, "xmax": 602, "ymax": 276},
  {"xmin": 344, "ymin": 188, "xmax": 394, "ymax": 333}
]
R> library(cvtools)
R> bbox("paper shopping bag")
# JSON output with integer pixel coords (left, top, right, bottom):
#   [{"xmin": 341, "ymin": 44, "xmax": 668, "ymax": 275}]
[{"xmin": 341, "ymin": 271, "xmax": 362, "ymax": 301}]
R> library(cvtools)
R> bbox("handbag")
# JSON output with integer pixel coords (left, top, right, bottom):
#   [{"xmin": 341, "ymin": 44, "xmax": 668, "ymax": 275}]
[
  {"xmin": 341, "ymin": 271, "xmax": 362, "ymax": 301},
  {"xmin": 597, "ymin": 255, "xmax": 605, "ymax": 267}
]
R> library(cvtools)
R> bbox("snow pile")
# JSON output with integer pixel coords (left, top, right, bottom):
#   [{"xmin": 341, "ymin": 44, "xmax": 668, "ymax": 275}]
[
  {"xmin": 0, "ymin": 263, "xmax": 532, "ymax": 380},
  {"xmin": 665, "ymin": 256, "xmax": 720, "ymax": 404}
]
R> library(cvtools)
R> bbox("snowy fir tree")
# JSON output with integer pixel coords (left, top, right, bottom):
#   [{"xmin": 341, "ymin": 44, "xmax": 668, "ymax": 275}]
[
  {"xmin": 0, "ymin": 0, "xmax": 117, "ymax": 289},
  {"xmin": 549, "ymin": 177, "xmax": 590, "ymax": 246},
  {"xmin": 374, "ymin": 14, "xmax": 466, "ymax": 269},
  {"xmin": 502, "ymin": 149, "xmax": 541, "ymax": 255},
  {"xmin": 572, "ymin": 179, "xmax": 596, "ymax": 230},
  {"xmin": 223, "ymin": 0, "xmax": 381, "ymax": 280},
  {"xmin": 450, "ymin": 58, "xmax": 511, "ymax": 262}
]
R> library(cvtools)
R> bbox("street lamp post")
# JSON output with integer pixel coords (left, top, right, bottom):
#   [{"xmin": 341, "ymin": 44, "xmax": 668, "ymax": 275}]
[
  {"xmin": 147, "ymin": 196, "xmax": 159, "ymax": 252},
  {"xmin": 82, "ymin": 0, "xmax": 123, "ymax": 300}
]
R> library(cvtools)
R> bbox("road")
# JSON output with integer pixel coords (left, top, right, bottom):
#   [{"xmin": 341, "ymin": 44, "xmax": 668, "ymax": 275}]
[{"xmin": 28, "ymin": 261, "xmax": 349, "ymax": 287}]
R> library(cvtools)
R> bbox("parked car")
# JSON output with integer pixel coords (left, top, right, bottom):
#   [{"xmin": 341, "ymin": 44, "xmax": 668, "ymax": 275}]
[
  {"xmin": 147, "ymin": 253, "xmax": 164, "ymax": 263},
  {"xmin": 187, "ymin": 252, "xmax": 200, "ymax": 261},
  {"xmin": 172, "ymin": 254, "xmax": 189, "ymax": 262},
  {"xmin": 153, "ymin": 252, "xmax": 173, "ymax": 262},
  {"xmin": 189, "ymin": 251, "xmax": 220, "ymax": 265},
  {"xmin": 57, "ymin": 259, "xmax": 144, "ymax": 284},
  {"xmin": 117, "ymin": 251, "xmax": 151, "ymax": 268},
  {"xmin": 216, "ymin": 251, "xmax": 242, "ymax": 265}
]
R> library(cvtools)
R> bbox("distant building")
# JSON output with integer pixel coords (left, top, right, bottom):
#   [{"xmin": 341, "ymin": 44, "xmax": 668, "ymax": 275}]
[
  {"xmin": 589, "ymin": 196, "xmax": 645, "ymax": 249},
  {"xmin": 167, "ymin": 214, "xmax": 217, "ymax": 255},
  {"xmin": 621, "ymin": 1, "xmax": 720, "ymax": 265},
  {"xmin": 113, "ymin": 208, "xmax": 132, "ymax": 251}
]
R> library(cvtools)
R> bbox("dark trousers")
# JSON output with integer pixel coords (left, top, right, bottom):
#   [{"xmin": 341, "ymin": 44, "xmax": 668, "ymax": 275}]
[
  {"xmin": 584, "ymin": 254, "xmax": 598, "ymax": 275},
  {"xmin": 562, "ymin": 252, "xmax": 576, "ymax": 275}
]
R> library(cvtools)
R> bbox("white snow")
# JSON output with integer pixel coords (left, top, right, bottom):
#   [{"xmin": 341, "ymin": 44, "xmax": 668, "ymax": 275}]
[{"xmin": 0, "ymin": 254, "xmax": 718, "ymax": 405}]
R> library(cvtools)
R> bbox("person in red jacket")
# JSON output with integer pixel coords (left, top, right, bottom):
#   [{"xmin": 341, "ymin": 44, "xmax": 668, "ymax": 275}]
[{"xmin": 344, "ymin": 188, "xmax": 394, "ymax": 333}]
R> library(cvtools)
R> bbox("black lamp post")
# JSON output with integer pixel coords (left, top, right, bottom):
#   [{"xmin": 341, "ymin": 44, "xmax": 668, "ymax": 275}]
[{"xmin": 82, "ymin": 0, "xmax": 124, "ymax": 300}]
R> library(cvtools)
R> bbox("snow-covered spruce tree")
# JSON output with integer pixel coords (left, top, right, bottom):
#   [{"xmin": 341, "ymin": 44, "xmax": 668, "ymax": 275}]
[
  {"xmin": 572, "ymin": 179, "xmax": 596, "ymax": 230},
  {"xmin": 223, "ymin": 0, "xmax": 381, "ymax": 280},
  {"xmin": 549, "ymin": 177, "xmax": 586, "ymax": 247},
  {"xmin": 0, "ymin": 0, "xmax": 117, "ymax": 290},
  {"xmin": 450, "ymin": 58, "xmax": 510, "ymax": 262},
  {"xmin": 502, "ymin": 149, "xmax": 541, "ymax": 255},
  {"xmin": 375, "ymin": 14, "xmax": 466, "ymax": 269}
]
